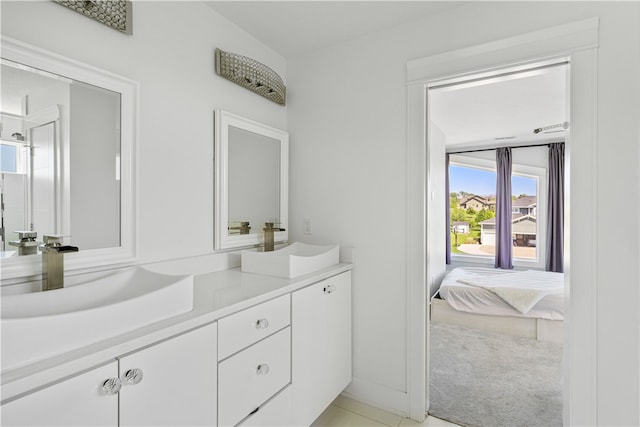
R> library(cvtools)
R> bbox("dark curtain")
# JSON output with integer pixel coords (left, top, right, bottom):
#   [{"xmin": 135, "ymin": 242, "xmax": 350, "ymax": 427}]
[
  {"xmin": 445, "ymin": 154, "xmax": 451, "ymax": 264},
  {"xmin": 495, "ymin": 147, "xmax": 513, "ymax": 269},
  {"xmin": 546, "ymin": 142, "xmax": 565, "ymax": 272}
]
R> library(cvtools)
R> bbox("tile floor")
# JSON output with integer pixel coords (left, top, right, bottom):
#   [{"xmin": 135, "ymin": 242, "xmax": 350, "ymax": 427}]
[{"xmin": 311, "ymin": 395, "xmax": 460, "ymax": 427}]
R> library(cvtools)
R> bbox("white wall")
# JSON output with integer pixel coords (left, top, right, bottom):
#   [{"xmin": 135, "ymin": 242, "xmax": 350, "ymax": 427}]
[
  {"xmin": 428, "ymin": 123, "xmax": 446, "ymax": 298},
  {"xmin": 70, "ymin": 84, "xmax": 120, "ymax": 250},
  {"xmin": 1, "ymin": 1, "xmax": 287, "ymax": 268},
  {"xmin": 288, "ymin": 1, "xmax": 639, "ymax": 423}
]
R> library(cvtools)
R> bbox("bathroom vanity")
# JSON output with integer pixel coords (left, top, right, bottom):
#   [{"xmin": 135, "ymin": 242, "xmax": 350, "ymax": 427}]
[
  {"xmin": 0, "ymin": 265, "xmax": 352, "ymax": 426},
  {"xmin": 1, "ymin": 35, "xmax": 350, "ymax": 427}
]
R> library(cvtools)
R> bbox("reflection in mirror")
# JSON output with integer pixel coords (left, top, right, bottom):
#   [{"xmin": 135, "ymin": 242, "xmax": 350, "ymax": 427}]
[
  {"xmin": 1, "ymin": 37, "xmax": 137, "ymax": 279},
  {"xmin": 1, "ymin": 60, "xmax": 121, "ymax": 253},
  {"xmin": 215, "ymin": 110, "xmax": 288, "ymax": 250},
  {"xmin": 227, "ymin": 126, "xmax": 280, "ymax": 235}
]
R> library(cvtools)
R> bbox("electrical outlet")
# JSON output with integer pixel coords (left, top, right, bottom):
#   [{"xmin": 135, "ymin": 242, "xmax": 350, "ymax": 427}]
[{"xmin": 303, "ymin": 218, "xmax": 312, "ymax": 235}]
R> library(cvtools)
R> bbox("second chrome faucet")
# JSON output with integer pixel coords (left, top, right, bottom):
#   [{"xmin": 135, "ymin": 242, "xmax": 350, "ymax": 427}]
[{"xmin": 263, "ymin": 222, "xmax": 285, "ymax": 252}]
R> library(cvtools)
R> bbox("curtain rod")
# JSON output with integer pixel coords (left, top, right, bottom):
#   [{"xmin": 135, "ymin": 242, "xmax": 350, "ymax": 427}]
[{"xmin": 447, "ymin": 141, "xmax": 564, "ymax": 155}]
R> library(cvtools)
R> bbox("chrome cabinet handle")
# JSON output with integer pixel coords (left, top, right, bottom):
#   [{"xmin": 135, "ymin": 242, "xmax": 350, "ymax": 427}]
[
  {"xmin": 124, "ymin": 368, "xmax": 144, "ymax": 385},
  {"xmin": 323, "ymin": 284, "xmax": 336, "ymax": 294},
  {"xmin": 255, "ymin": 318, "xmax": 270, "ymax": 329},
  {"xmin": 256, "ymin": 364, "xmax": 270, "ymax": 375},
  {"xmin": 101, "ymin": 378, "xmax": 122, "ymax": 395}
]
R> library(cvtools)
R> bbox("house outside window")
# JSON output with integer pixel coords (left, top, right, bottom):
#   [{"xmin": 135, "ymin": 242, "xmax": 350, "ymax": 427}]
[
  {"xmin": 512, "ymin": 195, "xmax": 537, "ymax": 216},
  {"xmin": 452, "ymin": 221, "xmax": 470, "ymax": 234},
  {"xmin": 449, "ymin": 152, "xmax": 547, "ymax": 267},
  {"xmin": 480, "ymin": 211, "xmax": 537, "ymax": 249}
]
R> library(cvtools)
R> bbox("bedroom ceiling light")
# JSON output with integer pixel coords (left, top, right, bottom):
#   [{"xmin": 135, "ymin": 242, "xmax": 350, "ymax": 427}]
[{"xmin": 533, "ymin": 122, "xmax": 569, "ymax": 134}]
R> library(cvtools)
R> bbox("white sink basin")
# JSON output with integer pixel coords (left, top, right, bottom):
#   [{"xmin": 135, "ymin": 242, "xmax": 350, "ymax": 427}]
[
  {"xmin": 241, "ymin": 242, "xmax": 339, "ymax": 278},
  {"xmin": 1, "ymin": 267, "xmax": 194, "ymax": 372}
]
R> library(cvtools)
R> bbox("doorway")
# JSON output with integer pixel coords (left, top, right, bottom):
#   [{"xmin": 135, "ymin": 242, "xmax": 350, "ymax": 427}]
[
  {"xmin": 0, "ymin": 119, "xmax": 58, "ymax": 255},
  {"xmin": 405, "ymin": 18, "xmax": 599, "ymax": 426},
  {"xmin": 425, "ymin": 60, "xmax": 568, "ymax": 426}
]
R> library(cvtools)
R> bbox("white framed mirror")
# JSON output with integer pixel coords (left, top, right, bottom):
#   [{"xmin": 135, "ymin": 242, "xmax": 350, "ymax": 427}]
[
  {"xmin": 214, "ymin": 110, "xmax": 288, "ymax": 250},
  {"xmin": 0, "ymin": 36, "xmax": 138, "ymax": 279}
]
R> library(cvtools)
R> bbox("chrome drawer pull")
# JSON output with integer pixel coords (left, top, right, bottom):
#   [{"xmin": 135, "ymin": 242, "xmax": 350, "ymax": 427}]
[
  {"xmin": 256, "ymin": 364, "xmax": 270, "ymax": 375},
  {"xmin": 323, "ymin": 284, "xmax": 336, "ymax": 294},
  {"xmin": 124, "ymin": 368, "xmax": 144, "ymax": 385},
  {"xmin": 101, "ymin": 378, "xmax": 122, "ymax": 395},
  {"xmin": 256, "ymin": 318, "xmax": 270, "ymax": 329}
]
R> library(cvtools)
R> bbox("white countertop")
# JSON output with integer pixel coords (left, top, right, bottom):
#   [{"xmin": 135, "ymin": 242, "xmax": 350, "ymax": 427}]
[{"xmin": 1, "ymin": 263, "xmax": 353, "ymax": 402}]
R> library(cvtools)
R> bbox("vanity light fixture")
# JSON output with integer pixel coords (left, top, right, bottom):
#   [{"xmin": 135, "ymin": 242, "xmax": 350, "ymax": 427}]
[
  {"xmin": 215, "ymin": 48, "xmax": 286, "ymax": 106},
  {"xmin": 53, "ymin": 0, "xmax": 132, "ymax": 34}
]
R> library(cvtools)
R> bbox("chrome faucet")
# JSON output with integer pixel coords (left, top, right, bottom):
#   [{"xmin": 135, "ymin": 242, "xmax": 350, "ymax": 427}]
[
  {"xmin": 263, "ymin": 222, "xmax": 285, "ymax": 252},
  {"xmin": 228, "ymin": 221, "xmax": 251, "ymax": 235},
  {"xmin": 39, "ymin": 235, "xmax": 79, "ymax": 291}
]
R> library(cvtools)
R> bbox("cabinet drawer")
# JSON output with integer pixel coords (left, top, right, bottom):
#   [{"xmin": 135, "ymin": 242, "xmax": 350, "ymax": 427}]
[
  {"xmin": 237, "ymin": 385, "xmax": 293, "ymax": 426},
  {"xmin": 218, "ymin": 294, "xmax": 290, "ymax": 360},
  {"xmin": 218, "ymin": 327, "xmax": 291, "ymax": 427}
]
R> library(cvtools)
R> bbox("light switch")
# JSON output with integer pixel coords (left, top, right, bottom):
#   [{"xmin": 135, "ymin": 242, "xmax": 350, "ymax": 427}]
[{"xmin": 303, "ymin": 218, "xmax": 312, "ymax": 235}]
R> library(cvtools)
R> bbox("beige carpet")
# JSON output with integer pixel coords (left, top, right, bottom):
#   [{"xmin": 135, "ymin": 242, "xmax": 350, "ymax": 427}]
[{"xmin": 429, "ymin": 321, "xmax": 563, "ymax": 427}]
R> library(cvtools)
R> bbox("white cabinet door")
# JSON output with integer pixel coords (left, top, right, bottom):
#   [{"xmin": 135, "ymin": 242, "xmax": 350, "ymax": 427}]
[
  {"xmin": 292, "ymin": 271, "xmax": 352, "ymax": 426},
  {"xmin": 119, "ymin": 322, "xmax": 217, "ymax": 426},
  {"xmin": 1, "ymin": 361, "xmax": 119, "ymax": 426}
]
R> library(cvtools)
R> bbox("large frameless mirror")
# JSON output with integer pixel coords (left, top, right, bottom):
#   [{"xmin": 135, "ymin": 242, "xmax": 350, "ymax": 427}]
[
  {"xmin": 0, "ymin": 37, "xmax": 137, "ymax": 279},
  {"xmin": 214, "ymin": 110, "xmax": 288, "ymax": 250}
]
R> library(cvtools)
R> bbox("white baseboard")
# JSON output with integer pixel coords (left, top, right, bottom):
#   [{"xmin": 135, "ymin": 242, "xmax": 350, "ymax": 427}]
[{"xmin": 342, "ymin": 377, "xmax": 408, "ymax": 417}]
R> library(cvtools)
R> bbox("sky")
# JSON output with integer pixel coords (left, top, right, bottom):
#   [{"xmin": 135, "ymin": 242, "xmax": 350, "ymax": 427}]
[{"xmin": 449, "ymin": 165, "xmax": 536, "ymax": 197}]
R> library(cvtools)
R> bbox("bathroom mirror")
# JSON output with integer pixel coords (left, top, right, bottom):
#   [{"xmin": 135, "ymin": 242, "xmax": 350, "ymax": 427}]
[
  {"xmin": 214, "ymin": 110, "xmax": 288, "ymax": 250},
  {"xmin": 0, "ymin": 37, "xmax": 137, "ymax": 279}
]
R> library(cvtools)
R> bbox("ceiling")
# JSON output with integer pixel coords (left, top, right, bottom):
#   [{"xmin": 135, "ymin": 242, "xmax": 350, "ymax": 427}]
[
  {"xmin": 204, "ymin": 1, "xmax": 567, "ymax": 147},
  {"xmin": 431, "ymin": 63, "xmax": 568, "ymax": 148},
  {"xmin": 203, "ymin": 1, "xmax": 466, "ymax": 58}
]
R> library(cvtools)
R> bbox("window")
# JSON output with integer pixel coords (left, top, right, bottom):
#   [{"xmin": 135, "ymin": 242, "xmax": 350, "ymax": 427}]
[
  {"xmin": 0, "ymin": 141, "xmax": 27, "ymax": 174},
  {"xmin": 448, "ymin": 150, "xmax": 546, "ymax": 267}
]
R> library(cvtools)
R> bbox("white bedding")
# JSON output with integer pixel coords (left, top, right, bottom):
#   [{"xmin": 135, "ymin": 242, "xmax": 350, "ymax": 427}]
[{"xmin": 439, "ymin": 267, "xmax": 564, "ymax": 320}]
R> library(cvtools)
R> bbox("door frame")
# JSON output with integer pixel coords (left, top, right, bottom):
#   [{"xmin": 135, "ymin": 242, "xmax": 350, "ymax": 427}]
[{"xmin": 406, "ymin": 18, "xmax": 599, "ymax": 425}]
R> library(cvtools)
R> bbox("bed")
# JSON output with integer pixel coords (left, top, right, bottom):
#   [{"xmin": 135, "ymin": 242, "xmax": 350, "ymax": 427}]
[{"xmin": 430, "ymin": 267, "xmax": 564, "ymax": 342}]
